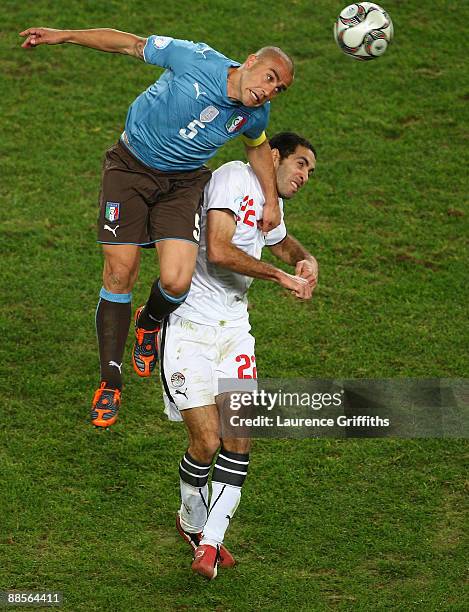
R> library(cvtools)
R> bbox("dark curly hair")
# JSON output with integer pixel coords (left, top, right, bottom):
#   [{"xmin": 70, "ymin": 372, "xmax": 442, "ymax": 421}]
[{"xmin": 269, "ymin": 132, "xmax": 317, "ymax": 161}]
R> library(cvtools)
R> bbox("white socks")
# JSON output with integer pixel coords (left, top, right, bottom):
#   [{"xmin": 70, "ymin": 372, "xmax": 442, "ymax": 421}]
[
  {"xmin": 179, "ymin": 448, "xmax": 250, "ymax": 544},
  {"xmin": 201, "ymin": 482, "xmax": 241, "ymax": 545},
  {"xmin": 178, "ymin": 451, "xmax": 211, "ymax": 533},
  {"xmin": 179, "ymin": 480, "xmax": 209, "ymax": 533}
]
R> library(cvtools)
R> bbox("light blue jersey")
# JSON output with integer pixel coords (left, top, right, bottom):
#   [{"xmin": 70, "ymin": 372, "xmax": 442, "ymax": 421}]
[{"xmin": 122, "ymin": 35, "xmax": 270, "ymax": 171}]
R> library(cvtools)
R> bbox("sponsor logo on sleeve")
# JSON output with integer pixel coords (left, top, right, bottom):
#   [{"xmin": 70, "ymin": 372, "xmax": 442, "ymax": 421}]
[
  {"xmin": 199, "ymin": 106, "xmax": 220, "ymax": 123},
  {"xmin": 105, "ymin": 202, "xmax": 120, "ymax": 222},
  {"xmin": 153, "ymin": 36, "xmax": 173, "ymax": 50},
  {"xmin": 225, "ymin": 112, "xmax": 249, "ymax": 134}
]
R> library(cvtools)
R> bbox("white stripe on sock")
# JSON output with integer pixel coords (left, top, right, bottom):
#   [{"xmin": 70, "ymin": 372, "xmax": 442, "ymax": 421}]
[
  {"xmin": 214, "ymin": 465, "xmax": 248, "ymax": 475},
  {"xmin": 179, "ymin": 465, "xmax": 209, "ymax": 480},
  {"xmin": 218, "ymin": 453, "xmax": 249, "ymax": 465},
  {"xmin": 183, "ymin": 457, "xmax": 211, "ymax": 472}
]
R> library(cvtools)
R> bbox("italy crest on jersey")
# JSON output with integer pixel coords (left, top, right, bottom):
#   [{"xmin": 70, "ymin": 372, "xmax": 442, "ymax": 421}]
[
  {"xmin": 200, "ymin": 106, "xmax": 219, "ymax": 123},
  {"xmin": 105, "ymin": 202, "xmax": 120, "ymax": 222},
  {"xmin": 225, "ymin": 112, "xmax": 248, "ymax": 134}
]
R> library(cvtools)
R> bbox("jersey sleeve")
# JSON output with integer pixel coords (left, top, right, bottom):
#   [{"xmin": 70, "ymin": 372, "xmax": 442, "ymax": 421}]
[
  {"xmin": 143, "ymin": 36, "xmax": 206, "ymax": 74},
  {"xmin": 205, "ymin": 162, "xmax": 249, "ymax": 217},
  {"xmin": 241, "ymin": 103, "xmax": 270, "ymax": 147},
  {"xmin": 264, "ymin": 201, "xmax": 287, "ymax": 246}
]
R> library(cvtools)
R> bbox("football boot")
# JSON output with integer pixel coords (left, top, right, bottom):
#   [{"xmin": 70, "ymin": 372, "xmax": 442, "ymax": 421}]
[
  {"xmin": 176, "ymin": 513, "xmax": 236, "ymax": 569},
  {"xmin": 132, "ymin": 306, "xmax": 160, "ymax": 377},
  {"xmin": 91, "ymin": 382, "xmax": 121, "ymax": 427}
]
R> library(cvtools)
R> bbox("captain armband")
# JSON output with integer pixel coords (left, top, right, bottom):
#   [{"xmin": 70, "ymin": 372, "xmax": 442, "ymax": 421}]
[{"xmin": 241, "ymin": 131, "xmax": 267, "ymax": 147}]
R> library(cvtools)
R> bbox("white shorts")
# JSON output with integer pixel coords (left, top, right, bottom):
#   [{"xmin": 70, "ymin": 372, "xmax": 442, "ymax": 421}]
[{"xmin": 159, "ymin": 314, "xmax": 256, "ymax": 421}]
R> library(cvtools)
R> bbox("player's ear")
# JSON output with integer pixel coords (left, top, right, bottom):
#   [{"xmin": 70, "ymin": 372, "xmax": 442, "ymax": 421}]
[
  {"xmin": 244, "ymin": 54, "xmax": 257, "ymax": 69},
  {"xmin": 271, "ymin": 147, "xmax": 281, "ymax": 168}
]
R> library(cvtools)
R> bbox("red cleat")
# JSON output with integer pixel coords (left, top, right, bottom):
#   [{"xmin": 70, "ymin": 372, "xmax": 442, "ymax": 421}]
[
  {"xmin": 192, "ymin": 544, "xmax": 219, "ymax": 580},
  {"xmin": 176, "ymin": 513, "xmax": 235, "ymax": 568}
]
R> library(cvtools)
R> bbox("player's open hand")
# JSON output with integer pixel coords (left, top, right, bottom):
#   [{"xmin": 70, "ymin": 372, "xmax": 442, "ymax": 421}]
[
  {"xmin": 20, "ymin": 28, "xmax": 65, "ymax": 48},
  {"xmin": 296, "ymin": 257, "xmax": 318, "ymax": 289}
]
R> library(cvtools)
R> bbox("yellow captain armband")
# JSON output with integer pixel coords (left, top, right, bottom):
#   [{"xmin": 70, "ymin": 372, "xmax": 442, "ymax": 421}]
[{"xmin": 241, "ymin": 131, "xmax": 267, "ymax": 147}]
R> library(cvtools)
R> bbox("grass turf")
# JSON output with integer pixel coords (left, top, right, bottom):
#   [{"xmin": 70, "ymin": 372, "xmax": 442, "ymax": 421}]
[{"xmin": 0, "ymin": 1, "xmax": 467, "ymax": 610}]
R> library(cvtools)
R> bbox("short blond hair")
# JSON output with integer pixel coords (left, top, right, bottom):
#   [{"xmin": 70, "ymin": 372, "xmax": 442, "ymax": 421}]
[{"xmin": 255, "ymin": 46, "xmax": 294, "ymax": 76}]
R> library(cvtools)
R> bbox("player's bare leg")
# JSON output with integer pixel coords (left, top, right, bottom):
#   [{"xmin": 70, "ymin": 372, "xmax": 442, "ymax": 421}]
[
  {"xmin": 219, "ymin": 437, "xmax": 252, "ymax": 455},
  {"xmin": 157, "ymin": 239, "xmax": 199, "ymax": 298},
  {"xmin": 133, "ymin": 240, "xmax": 198, "ymax": 376},
  {"xmin": 103, "ymin": 244, "xmax": 141, "ymax": 295},
  {"xmin": 92, "ymin": 245, "xmax": 140, "ymax": 427}
]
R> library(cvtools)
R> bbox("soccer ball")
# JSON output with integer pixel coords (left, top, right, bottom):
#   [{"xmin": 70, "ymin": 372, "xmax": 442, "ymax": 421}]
[{"xmin": 334, "ymin": 3, "xmax": 394, "ymax": 61}]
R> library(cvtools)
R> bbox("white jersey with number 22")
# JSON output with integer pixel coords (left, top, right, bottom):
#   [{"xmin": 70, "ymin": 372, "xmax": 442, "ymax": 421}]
[{"xmin": 175, "ymin": 161, "xmax": 287, "ymax": 329}]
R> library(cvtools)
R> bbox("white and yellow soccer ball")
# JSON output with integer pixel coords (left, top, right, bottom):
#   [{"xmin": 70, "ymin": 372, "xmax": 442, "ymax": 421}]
[{"xmin": 334, "ymin": 3, "xmax": 394, "ymax": 60}]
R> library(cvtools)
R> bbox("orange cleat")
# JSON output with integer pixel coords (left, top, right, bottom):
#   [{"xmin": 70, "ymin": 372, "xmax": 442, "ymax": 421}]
[
  {"xmin": 132, "ymin": 306, "xmax": 160, "ymax": 377},
  {"xmin": 91, "ymin": 382, "xmax": 121, "ymax": 427}
]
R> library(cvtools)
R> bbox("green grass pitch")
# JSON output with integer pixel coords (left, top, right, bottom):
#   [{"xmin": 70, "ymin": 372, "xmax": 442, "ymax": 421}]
[{"xmin": 0, "ymin": 1, "xmax": 467, "ymax": 610}]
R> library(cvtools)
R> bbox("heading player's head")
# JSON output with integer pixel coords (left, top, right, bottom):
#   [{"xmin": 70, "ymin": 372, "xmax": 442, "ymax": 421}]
[
  {"xmin": 232, "ymin": 47, "xmax": 294, "ymax": 107},
  {"xmin": 269, "ymin": 132, "xmax": 317, "ymax": 200}
]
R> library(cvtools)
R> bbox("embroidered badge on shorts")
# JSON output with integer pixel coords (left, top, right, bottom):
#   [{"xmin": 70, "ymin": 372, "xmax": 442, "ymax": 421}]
[
  {"xmin": 170, "ymin": 372, "xmax": 186, "ymax": 388},
  {"xmin": 105, "ymin": 202, "xmax": 120, "ymax": 222}
]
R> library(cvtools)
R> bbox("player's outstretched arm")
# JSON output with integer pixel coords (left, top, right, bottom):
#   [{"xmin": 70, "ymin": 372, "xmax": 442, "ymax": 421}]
[
  {"xmin": 207, "ymin": 210, "xmax": 311, "ymax": 300},
  {"xmin": 269, "ymin": 235, "xmax": 318, "ymax": 289},
  {"xmin": 19, "ymin": 28, "xmax": 146, "ymax": 59},
  {"xmin": 244, "ymin": 140, "xmax": 281, "ymax": 232}
]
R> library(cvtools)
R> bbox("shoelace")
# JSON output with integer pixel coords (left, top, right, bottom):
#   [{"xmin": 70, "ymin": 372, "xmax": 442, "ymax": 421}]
[
  {"xmin": 93, "ymin": 384, "xmax": 120, "ymax": 405},
  {"xmin": 136, "ymin": 328, "xmax": 159, "ymax": 346}
]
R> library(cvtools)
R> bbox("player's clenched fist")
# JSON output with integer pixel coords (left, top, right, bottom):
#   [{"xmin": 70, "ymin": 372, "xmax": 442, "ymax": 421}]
[
  {"xmin": 258, "ymin": 201, "xmax": 282, "ymax": 233},
  {"xmin": 295, "ymin": 257, "xmax": 318, "ymax": 289},
  {"xmin": 278, "ymin": 272, "xmax": 312, "ymax": 301},
  {"xmin": 19, "ymin": 28, "xmax": 66, "ymax": 48}
]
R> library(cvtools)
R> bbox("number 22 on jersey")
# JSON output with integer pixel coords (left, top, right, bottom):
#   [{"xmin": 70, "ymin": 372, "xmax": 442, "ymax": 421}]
[
  {"xmin": 236, "ymin": 354, "xmax": 257, "ymax": 379},
  {"xmin": 237, "ymin": 195, "xmax": 256, "ymax": 228}
]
